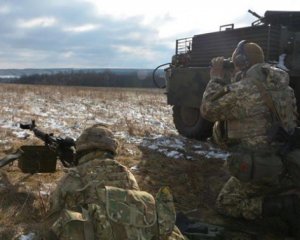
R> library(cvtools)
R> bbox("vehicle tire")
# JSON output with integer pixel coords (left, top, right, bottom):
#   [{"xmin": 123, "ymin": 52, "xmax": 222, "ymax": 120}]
[{"xmin": 172, "ymin": 105, "xmax": 213, "ymax": 140}]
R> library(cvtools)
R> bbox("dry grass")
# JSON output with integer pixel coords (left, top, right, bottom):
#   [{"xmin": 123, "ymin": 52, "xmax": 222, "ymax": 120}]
[
  {"xmin": 0, "ymin": 83, "xmax": 184, "ymax": 238},
  {"xmin": 0, "ymin": 83, "xmax": 287, "ymax": 239}
]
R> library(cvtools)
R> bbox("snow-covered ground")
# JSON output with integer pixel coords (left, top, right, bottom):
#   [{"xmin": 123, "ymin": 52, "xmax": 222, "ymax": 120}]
[
  {"xmin": 0, "ymin": 85, "xmax": 229, "ymax": 161},
  {"xmin": 0, "ymin": 85, "xmax": 229, "ymax": 240}
]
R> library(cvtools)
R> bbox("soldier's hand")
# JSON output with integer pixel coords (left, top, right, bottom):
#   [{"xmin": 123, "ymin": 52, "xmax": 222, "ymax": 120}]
[{"xmin": 210, "ymin": 57, "xmax": 225, "ymax": 79}]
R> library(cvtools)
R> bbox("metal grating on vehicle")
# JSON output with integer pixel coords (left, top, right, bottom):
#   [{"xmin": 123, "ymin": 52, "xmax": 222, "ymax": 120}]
[
  {"xmin": 188, "ymin": 25, "xmax": 282, "ymax": 67},
  {"xmin": 176, "ymin": 37, "xmax": 193, "ymax": 54}
]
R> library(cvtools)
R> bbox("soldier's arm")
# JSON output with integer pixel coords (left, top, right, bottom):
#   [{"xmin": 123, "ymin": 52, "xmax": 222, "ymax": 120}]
[
  {"xmin": 45, "ymin": 177, "xmax": 68, "ymax": 224},
  {"xmin": 201, "ymin": 78, "xmax": 243, "ymax": 122},
  {"xmin": 49, "ymin": 178, "xmax": 67, "ymax": 213},
  {"xmin": 49, "ymin": 174, "xmax": 78, "ymax": 212}
]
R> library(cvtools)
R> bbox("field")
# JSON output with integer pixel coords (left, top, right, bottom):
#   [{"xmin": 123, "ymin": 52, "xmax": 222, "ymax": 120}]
[{"xmin": 0, "ymin": 83, "xmax": 282, "ymax": 239}]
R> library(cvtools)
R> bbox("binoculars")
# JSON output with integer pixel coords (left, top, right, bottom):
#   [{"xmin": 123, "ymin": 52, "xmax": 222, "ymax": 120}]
[{"xmin": 223, "ymin": 58, "xmax": 235, "ymax": 69}]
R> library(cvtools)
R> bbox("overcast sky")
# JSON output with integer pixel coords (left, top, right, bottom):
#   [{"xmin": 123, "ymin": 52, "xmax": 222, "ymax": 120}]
[{"xmin": 0, "ymin": 0, "xmax": 299, "ymax": 69}]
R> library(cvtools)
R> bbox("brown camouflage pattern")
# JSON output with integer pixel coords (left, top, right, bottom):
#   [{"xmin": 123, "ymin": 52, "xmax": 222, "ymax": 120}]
[
  {"xmin": 216, "ymin": 176, "xmax": 265, "ymax": 220},
  {"xmin": 50, "ymin": 151, "xmax": 139, "ymax": 212},
  {"xmin": 201, "ymin": 63, "xmax": 297, "ymax": 147},
  {"xmin": 76, "ymin": 124, "xmax": 119, "ymax": 155},
  {"xmin": 216, "ymin": 175, "xmax": 295, "ymax": 221},
  {"xmin": 201, "ymin": 62, "xmax": 297, "ymax": 221},
  {"xmin": 49, "ymin": 150, "xmax": 185, "ymax": 240}
]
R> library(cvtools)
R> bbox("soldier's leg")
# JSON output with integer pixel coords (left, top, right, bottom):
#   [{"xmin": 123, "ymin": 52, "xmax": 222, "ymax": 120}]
[
  {"xmin": 216, "ymin": 177, "xmax": 300, "ymax": 238},
  {"xmin": 216, "ymin": 177, "xmax": 263, "ymax": 220},
  {"xmin": 50, "ymin": 209, "xmax": 87, "ymax": 240},
  {"xmin": 263, "ymin": 194, "xmax": 300, "ymax": 238}
]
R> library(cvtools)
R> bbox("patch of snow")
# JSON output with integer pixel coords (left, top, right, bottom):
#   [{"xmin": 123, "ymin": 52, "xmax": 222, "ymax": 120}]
[
  {"xmin": 126, "ymin": 149, "xmax": 134, "ymax": 155},
  {"xmin": 19, "ymin": 232, "xmax": 35, "ymax": 240},
  {"xmin": 0, "ymin": 140, "xmax": 9, "ymax": 145},
  {"xmin": 130, "ymin": 165, "xmax": 139, "ymax": 171},
  {"xmin": 166, "ymin": 150, "xmax": 184, "ymax": 159},
  {"xmin": 195, "ymin": 150, "xmax": 230, "ymax": 160},
  {"xmin": 148, "ymin": 144, "xmax": 158, "ymax": 150},
  {"xmin": 13, "ymin": 131, "xmax": 30, "ymax": 139},
  {"xmin": 39, "ymin": 183, "xmax": 56, "ymax": 196},
  {"xmin": 39, "ymin": 191, "xmax": 49, "ymax": 196},
  {"xmin": 143, "ymin": 136, "xmax": 185, "ymax": 150},
  {"xmin": 115, "ymin": 131, "xmax": 143, "ymax": 144},
  {"xmin": 192, "ymin": 144, "xmax": 204, "ymax": 150},
  {"xmin": 1, "ymin": 119, "xmax": 20, "ymax": 129},
  {"xmin": 0, "ymin": 87, "xmax": 229, "ymax": 162},
  {"xmin": 141, "ymin": 135, "xmax": 229, "ymax": 161},
  {"xmin": 93, "ymin": 119, "xmax": 113, "ymax": 126},
  {"xmin": 30, "ymin": 106, "xmax": 49, "ymax": 117}
]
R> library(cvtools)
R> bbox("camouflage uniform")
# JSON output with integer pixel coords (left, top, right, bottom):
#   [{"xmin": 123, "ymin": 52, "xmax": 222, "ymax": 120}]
[
  {"xmin": 201, "ymin": 62, "xmax": 298, "ymax": 220},
  {"xmin": 48, "ymin": 125, "xmax": 185, "ymax": 240}
]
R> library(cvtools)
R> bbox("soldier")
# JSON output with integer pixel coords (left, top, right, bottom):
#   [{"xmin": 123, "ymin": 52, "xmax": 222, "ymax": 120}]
[
  {"xmin": 201, "ymin": 41, "xmax": 300, "ymax": 238},
  {"xmin": 46, "ymin": 124, "xmax": 185, "ymax": 240}
]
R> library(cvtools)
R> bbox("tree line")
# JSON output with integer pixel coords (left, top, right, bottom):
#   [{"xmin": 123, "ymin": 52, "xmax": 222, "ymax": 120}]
[{"xmin": 1, "ymin": 70, "xmax": 165, "ymax": 88}]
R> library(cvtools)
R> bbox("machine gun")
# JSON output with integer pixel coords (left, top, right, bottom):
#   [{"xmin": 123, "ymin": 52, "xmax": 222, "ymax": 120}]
[
  {"xmin": 248, "ymin": 9, "xmax": 263, "ymax": 19},
  {"xmin": 0, "ymin": 120, "xmax": 76, "ymax": 173},
  {"xmin": 248, "ymin": 9, "xmax": 264, "ymax": 26}
]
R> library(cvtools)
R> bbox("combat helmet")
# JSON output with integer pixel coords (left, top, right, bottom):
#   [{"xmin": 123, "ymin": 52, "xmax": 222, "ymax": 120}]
[
  {"xmin": 76, "ymin": 124, "xmax": 118, "ymax": 156},
  {"xmin": 232, "ymin": 40, "xmax": 265, "ymax": 69}
]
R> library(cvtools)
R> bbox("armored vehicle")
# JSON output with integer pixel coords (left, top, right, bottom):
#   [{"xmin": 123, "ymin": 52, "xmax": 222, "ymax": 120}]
[{"xmin": 157, "ymin": 10, "xmax": 300, "ymax": 140}]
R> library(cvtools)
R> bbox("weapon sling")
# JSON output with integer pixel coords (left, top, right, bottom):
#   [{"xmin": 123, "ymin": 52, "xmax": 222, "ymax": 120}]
[
  {"xmin": 253, "ymin": 79, "xmax": 300, "ymax": 188},
  {"xmin": 253, "ymin": 79, "xmax": 282, "ymax": 123},
  {"xmin": 253, "ymin": 78, "xmax": 299, "ymax": 145}
]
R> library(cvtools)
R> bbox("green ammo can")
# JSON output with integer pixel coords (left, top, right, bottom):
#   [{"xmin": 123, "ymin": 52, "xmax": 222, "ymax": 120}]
[{"xmin": 18, "ymin": 145, "xmax": 57, "ymax": 174}]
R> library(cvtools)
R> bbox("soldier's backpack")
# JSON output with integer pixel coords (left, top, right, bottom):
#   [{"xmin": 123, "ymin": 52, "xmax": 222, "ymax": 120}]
[
  {"xmin": 50, "ymin": 186, "xmax": 184, "ymax": 240},
  {"xmin": 253, "ymin": 76, "xmax": 300, "ymax": 187}
]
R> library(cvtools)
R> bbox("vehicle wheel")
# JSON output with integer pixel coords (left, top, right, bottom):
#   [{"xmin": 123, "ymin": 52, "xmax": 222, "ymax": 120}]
[{"xmin": 172, "ymin": 105, "xmax": 213, "ymax": 140}]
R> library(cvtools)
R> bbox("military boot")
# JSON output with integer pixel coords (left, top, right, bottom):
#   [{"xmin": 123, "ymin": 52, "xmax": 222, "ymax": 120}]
[{"xmin": 262, "ymin": 194, "xmax": 300, "ymax": 238}]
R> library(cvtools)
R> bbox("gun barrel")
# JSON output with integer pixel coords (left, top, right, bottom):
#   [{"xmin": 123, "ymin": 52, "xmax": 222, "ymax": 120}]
[
  {"xmin": 32, "ymin": 128, "xmax": 50, "ymax": 143},
  {"xmin": 248, "ymin": 9, "xmax": 263, "ymax": 19}
]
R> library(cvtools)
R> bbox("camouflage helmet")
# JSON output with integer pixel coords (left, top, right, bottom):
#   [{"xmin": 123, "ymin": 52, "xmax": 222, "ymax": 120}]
[
  {"xmin": 232, "ymin": 41, "xmax": 264, "ymax": 69},
  {"xmin": 76, "ymin": 124, "xmax": 118, "ymax": 155}
]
